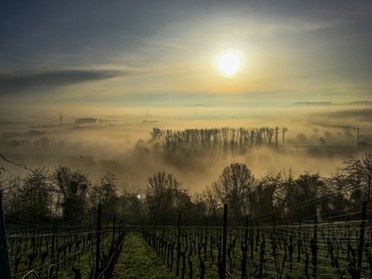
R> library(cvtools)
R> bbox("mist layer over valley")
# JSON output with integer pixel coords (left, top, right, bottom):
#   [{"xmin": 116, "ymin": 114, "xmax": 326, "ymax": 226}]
[{"xmin": 1, "ymin": 104, "xmax": 371, "ymax": 191}]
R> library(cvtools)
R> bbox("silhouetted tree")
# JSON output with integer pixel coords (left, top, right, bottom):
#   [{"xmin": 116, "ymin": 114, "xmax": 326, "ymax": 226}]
[
  {"xmin": 251, "ymin": 173, "xmax": 286, "ymax": 221},
  {"xmin": 145, "ymin": 171, "xmax": 191, "ymax": 225},
  {"xmin": 282, "ymin": 127, "xmax": 288, "ymax": 146},
  {"xmin": 201, "ymin": 185, "xmax": 219, "ymax": 218},
  {"xmin": 90, "ymin": 172, "xmax": 119, "ymax": 221},
  {"xmin": 151, "ymin": 127, "xmax": 162, "ymax": 141},
  {"xmin": 1, "ymin": 177, "xmax": 23, "ymax": 217},
  {"xmin": 286, "ymin": 172, "xmax": 324, "ymax": 220},
  {"xmin": 342, "ymin": 153, "xmax": 372, "ymax": 203},
  {"xmin": 119, "ymin": 190, "xmax": 144, "ymax": 225},
  {"xmin": 326, "ymin": 172, "xmax": 351, "ymax": 218},
  {"xmin": 275, "ymin": 127, "xmax": 280, "ymax": 147},
  {"xmin": 12, "ymin": 169, "xmax": 54, "ymax": 223},
  {"xmin": 52, "ymin": 166, "xmax": 90, "ymax": 225},
  {"xmin": 213, "ymin": 163, "xmax": 255, "ymax": 221}
]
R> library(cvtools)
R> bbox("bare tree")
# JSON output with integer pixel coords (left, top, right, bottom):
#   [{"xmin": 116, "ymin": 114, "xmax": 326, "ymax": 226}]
[
  {"xmin": 118, "ymin": 190, "xmax": 145, "ymax": 225},
  {"xmin": 200, "ymin": 185, "xmax": 219, "ymax": 219},
  {"xmin": 275, "ymin": 126, "xmax": 280, "ymax": 147},
  {"xmin": 285, "ymin": 172, "xmax": 325, "ymax": 220},
  {"xmin": 251, "ymin": 173, "xmax": 285, "ymax": 220},
  {"xmin": 51, "ymin": 166, "xmax": 90, "ymax": 225},
  {"xmin": 151, "ymin": 127, "xmax": 162, "ymax": 141},
  {"xmin": 282, "ymin": 127, "xmax": 288, "ymax": 147},
  {"xmin": 90, "ymin": 172, "xmax": 119, "ymax": 220},
  {"xmin": 213, "ymin": 163, "xmax": 255, "ymax": 221},
  {"xmin": 341, "ymin": 153, "xmax": 372, "ymax": 204},
  {"xmin": 146, "ymin": 171, "xmax": 191, "ymax": 224},
  {"xmin": 12, "ymin": 169, "xmax": 54, "ymax": 222}
]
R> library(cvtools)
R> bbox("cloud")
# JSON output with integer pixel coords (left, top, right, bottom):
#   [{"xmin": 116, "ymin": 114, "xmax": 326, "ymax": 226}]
[{"xmin": 0, "ymin": 69, "xmax": 125, "ymax": 95}]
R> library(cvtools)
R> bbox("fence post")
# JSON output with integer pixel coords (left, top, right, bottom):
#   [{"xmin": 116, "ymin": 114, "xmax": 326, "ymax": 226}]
[
  {"xmin": 220, "ymin": 203, "xmax": 228, "ymax": 279},
  {"xmin": 298, "ymin": 220, "xmax": 302, "ymax": 263},
  {"xmin": 313, "ymin": 216, "xmax": 318, "ymax": 278},
  {"xmin": 204, "ymin": 217, "xmax": 208, "ymax": 262},
  {"xmin": 356, "ymin": 201, "xmax": 367, "ymax": 279},
  {"xmin": 112, "ymin": 215, "xmax": 116, "ymax": 248},
  {"xmin": 242, "ymin": 214, "xmax": 249, "ymax": 279},
  {"xmin": 0, "ymin": 192, "xmax": 11, "ymax": 279},
  {"xmin": 118, "ymin": 219, "xmax": 121, "ymax": 236},
  {"xmin": 51, "ymin": 219, "xmax": 56, "ymax": 262},
  {"xmin": 176, "ymin": 212, "xmax": 181, "ymax": 276},
  {"xmin": 95, "ymin": 203, "xmax": 102, "ymax": 279}
]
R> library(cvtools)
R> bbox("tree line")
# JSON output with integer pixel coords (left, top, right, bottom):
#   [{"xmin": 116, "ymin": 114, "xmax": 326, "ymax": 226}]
[
  {"xmin": 150, "ymin": 127, "xmax": 288, "ymax": 154},
  {"xmin": 1, "ymin": 166, "xmax": 121, "ymax": 226},
  {"xmin": 1, "ymin": 153, "xmax": 371, "ymax": 227},
  {"xmin": 145, "ymin": 153, "xmax": 371, "ymax": 225}
]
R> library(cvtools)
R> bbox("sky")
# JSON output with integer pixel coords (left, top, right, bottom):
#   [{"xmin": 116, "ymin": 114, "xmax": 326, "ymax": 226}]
[{"xmin": 1, "ymin": 0, "xmax": 372, "ymax": 112}]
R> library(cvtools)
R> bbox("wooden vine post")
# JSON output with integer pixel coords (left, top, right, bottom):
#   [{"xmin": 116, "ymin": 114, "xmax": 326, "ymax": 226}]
[
  {"xmin": 0, "ymin": 191, "xmax": 11, "ymax": 278},
  {"xmin": 312, "ymin": 216, "xmax": 318, "ymax": 278},
  {"xmin": 176, "ymin": 212, "xmax": 181, "ymax": 277},
  {"xmin": 356, "ymin": 201, "xmax": 368, "ymax": 279},
  {"xmin": 241, "ymin": 215, "xmax": 249, "ymax": 279},
  {"xmin": 95, "ymin": 203, "xmax": 102, "ymax": 279},
  {"xmin": 112, "ymin": 215, "xmax": 116, "ymax": 248},
  {"xmin": 219, "ymin": 203, "xmax": 228, "ymax": 279}
]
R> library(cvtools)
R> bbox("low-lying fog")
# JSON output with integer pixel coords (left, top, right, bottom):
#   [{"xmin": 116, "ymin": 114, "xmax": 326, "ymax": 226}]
[{"xmin": 1, "ymin": 104, "xmax": 372, "ymax": 192}]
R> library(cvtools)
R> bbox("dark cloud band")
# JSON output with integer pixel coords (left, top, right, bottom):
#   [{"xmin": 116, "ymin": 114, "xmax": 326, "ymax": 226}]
[{"xmin": 0, "ymin": 69, "xmax": 124, "ymax": 95}]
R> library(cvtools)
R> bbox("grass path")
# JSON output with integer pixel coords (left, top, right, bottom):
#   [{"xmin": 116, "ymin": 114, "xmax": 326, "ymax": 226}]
[{"xmin": 112, "ymin": 233, "xmax": 174, "ymax": 279}]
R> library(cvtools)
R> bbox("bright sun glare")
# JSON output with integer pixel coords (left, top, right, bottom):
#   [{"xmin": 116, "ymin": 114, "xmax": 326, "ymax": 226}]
[{"xmin": 217, "ymin": 50, "xmax": 241, "ymax": 78}]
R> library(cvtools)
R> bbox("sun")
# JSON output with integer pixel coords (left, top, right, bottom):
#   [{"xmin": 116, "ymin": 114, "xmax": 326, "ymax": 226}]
[{"xmin": 217, "ymin": 50, "xmax": 241, "ymax": 78}]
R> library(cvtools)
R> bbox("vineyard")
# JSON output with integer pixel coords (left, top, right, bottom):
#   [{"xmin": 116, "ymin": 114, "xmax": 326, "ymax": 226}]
[
  {"xmin": 1, "ymin": 203, "xmax": 124, "ymax": 279},
  {"xmin": 143, "ymin": 204, "xmax": 372, "ymax": 279},
  {"xmin": 1, "ymin": 195, "xmax": 372, "ymax": 278},
  {"xmin": 0, "ymin": 153, "xmax": 371, "ymax": 278}
]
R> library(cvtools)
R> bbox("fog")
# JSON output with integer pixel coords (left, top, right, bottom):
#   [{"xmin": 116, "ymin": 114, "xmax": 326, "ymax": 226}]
[{"xmin": 1, "ymin": 104, "xmax": 371, "ymax": 192}]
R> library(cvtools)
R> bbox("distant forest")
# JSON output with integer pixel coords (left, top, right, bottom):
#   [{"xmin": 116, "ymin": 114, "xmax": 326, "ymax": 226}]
[
  {"xmin": 149, "ymin": 126, "xmax": 361, "ymax": 154},
  {"xmin": 150, "ymin": 127, "xmax": 288, "ymax": 154},
  {"xmin": 1, "ymin": 153, "xmax": 371, "ymax": 227}
]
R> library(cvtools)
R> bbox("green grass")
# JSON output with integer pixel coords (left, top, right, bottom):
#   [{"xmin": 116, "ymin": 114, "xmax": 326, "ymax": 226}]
[{"xmin": 112, "ymin": 233, "xmax": 174, "ymax": 279}]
